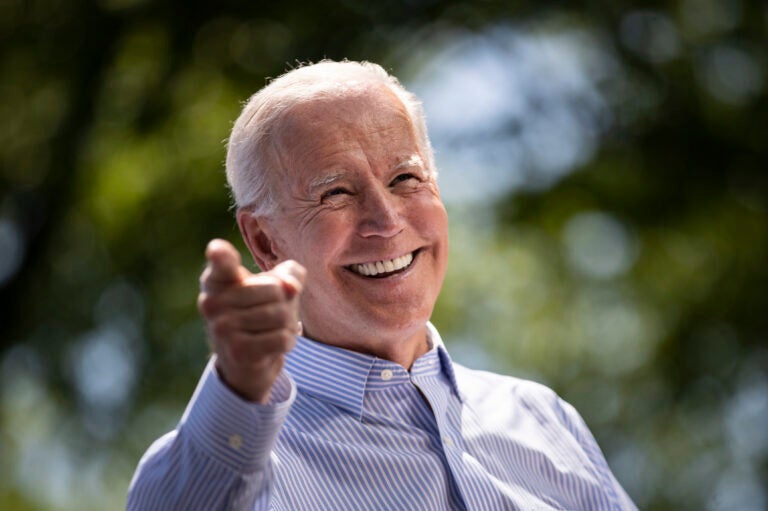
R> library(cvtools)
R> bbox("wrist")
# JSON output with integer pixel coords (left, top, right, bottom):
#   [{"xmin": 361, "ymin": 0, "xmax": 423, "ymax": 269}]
[{"xmin": 214, "ymin": 358, "xmax": 272, "ymax": 404}]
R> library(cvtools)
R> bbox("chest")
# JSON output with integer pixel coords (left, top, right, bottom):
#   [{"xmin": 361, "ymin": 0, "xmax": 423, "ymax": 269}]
[{"xmin": 266, "ymin": 389, "xmax": 615, "ymax": 511}]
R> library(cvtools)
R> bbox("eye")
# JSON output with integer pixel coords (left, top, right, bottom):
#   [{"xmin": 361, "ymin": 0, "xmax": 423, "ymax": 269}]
[
  {"xmin": 391, "ymin": 173, "xmax": 419, "ymax": 185},
  {"xmin": 321, "ymin": 187, "xmax": 351, "ymax": 201}
]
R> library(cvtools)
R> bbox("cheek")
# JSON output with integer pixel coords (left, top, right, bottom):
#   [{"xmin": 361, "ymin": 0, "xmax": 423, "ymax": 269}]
[
  {"xmin": 413, "ymin": 197, "xmax": 448, "ymax": 242},
  {"xmin": 294, "ymin": 216, "xmax": 352, "ymax": 267},
  {"xmin": 422, "ymin": 202, "xmax": 450, "ymax": 274}
]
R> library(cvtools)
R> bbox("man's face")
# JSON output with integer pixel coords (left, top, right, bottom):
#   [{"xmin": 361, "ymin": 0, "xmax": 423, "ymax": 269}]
[{"xmin": 258, "ymin": 85, "xmax": 448, "ymax": 354}]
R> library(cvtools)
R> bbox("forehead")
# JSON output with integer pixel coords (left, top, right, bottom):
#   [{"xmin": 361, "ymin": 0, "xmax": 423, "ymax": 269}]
[
  {"xmin": 271, "ymin": 85, "xmax": 420, "ymax": 180},
  {"xmin": 282, "ymin": 81, "xmax": 411, "ymax": 125}
]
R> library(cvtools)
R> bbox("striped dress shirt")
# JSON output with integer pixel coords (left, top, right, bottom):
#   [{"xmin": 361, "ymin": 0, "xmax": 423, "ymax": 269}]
[{"xmin": 128, "ymin": 324, "xmax": 636, "ymax": 510}]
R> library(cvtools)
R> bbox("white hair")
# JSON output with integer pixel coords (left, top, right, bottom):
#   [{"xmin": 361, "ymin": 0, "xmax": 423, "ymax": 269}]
[{"xmin": 225, "ymin": 60, "xmax": 436, "ymax": 216}]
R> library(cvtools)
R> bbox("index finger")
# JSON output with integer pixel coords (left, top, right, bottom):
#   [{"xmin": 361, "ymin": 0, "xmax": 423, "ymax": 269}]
[{"xmin": 201, "ymin": 239, "xmax": 246, "ymax": 292}]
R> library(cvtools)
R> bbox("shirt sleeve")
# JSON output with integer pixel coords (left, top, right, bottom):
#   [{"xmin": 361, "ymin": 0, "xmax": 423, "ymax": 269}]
[
  {"xmin": 127, "ymin": 357, "xmax": 296, "ymax": 511},
  {"xmin": 554, "ymin": 396, "xmax": 638, "ymax": 511}
]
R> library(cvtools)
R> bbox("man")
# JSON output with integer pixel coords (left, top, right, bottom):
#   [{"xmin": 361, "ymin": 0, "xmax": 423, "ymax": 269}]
[{"xmin": 128, "ymin": 60, "xmax": 636, "ymax": 510}]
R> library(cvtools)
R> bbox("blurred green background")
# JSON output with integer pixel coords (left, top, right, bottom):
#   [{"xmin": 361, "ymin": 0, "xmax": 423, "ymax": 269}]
[{"xmin": 1, "ymin": 0, "xmax": 766, "ymax": 509}]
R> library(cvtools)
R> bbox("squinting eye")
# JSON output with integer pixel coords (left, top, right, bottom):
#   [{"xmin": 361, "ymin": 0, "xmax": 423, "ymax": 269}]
[
  {"xmin": 391, "ymin": 173, "xmax": 418, "ymax": 185},
  {"xmin": 321, "ymin": 187, "xmax": 350, "ymax": 200}
]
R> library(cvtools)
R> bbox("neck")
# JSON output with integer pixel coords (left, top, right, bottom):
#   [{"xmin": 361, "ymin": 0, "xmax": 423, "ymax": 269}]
[{"xmin": 302, "ymin": 323, "xmax": 431, "ymax": 369}]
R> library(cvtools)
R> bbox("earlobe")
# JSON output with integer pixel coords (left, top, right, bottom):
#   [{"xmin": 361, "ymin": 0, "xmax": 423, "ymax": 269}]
[{"xmin": 236, "ymin": 209, "xmax": 279, "ymax": 271}]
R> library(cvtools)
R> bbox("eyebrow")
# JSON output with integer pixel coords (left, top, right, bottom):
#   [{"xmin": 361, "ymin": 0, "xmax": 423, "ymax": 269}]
[
  {"xmin": 308, "ymin": 172, "xmax": 346, "ymax": 195},
  {"xmin": 394, "ymin": 154, "xmax": 425, "ymax": 170},
  {"xmin": 306, "ymin": 155, "xmax": 426, "ymax": 194}
]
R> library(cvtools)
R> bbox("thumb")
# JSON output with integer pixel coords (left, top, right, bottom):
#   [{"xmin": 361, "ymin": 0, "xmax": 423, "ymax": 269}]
[
  {"xmin": 271, "ymin": 260, "xmax": 306, "ymax": 299},
  {"xmin": 202, "ymin": 239, "xmax": 248, "ymax": 292}
]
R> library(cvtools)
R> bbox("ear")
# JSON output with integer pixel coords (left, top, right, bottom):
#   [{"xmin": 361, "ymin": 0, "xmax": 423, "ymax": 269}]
[{"xmin": 237, "ymin": 209, "xmax": 280, "ymax": 271}]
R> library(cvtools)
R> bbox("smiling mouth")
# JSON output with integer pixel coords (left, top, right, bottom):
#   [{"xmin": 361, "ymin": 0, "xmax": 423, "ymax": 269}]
[{"xmin": 347, "ymin": 251, "xmax": 417, "ymax": 278}]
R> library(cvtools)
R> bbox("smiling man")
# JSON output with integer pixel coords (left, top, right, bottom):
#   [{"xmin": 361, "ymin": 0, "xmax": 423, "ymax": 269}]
[{"xmin": 128, "ymin": 60, "xmax": 636, "ymax": 510}]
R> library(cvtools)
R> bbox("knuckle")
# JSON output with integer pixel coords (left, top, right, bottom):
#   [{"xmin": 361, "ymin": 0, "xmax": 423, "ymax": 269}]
[
  {"xmin": 197, "ymin": 293, "xmax": 217, "ymax": 316},
  {"xmin": 264, "ymin": 281, "xmax": 284, "ymax": 300},
  {"xmin": 278, "ymin": 329, "xmax": 296, "ymax": 348},
  {"xmin": 272, "ymin": 304, "xmax": 291, "ymax": 325},
  {"xmin": 288, "ymin": 261, "xmax": 307, "ymax": 280},
  {"xmin": 210, "ymin": 316, "xmax": 234, "ymax": 338},
  {"xmin": 199, "ymin": 267, "xmax": 215, "ymax": 291},
  {"xmin": 259, "ymin": 302, "xmax": 286, "ymax": 325},
  {"xmin": 199, "ymin": 267, "xmax": 211, "ymax": 284},
  {"xmin": 260, "ymin": 277, "xmax": 284, "ymax": 297}
]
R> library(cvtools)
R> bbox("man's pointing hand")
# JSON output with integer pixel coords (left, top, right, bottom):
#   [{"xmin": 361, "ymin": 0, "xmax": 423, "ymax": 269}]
[{"xmin": 198, "ymin": 239, "xmax": 306, "ymax": 403}]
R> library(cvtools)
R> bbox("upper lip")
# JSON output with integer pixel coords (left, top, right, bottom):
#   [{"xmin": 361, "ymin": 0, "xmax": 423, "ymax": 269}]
[{"xmin": 346, "ymin": 249, "xmax": 417, "ymax": 267}]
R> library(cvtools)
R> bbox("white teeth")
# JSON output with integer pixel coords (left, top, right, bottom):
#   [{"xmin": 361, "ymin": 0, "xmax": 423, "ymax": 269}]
[{"xmin": 351, "ymin": 252, "xmax": 414, "ymax": 277}]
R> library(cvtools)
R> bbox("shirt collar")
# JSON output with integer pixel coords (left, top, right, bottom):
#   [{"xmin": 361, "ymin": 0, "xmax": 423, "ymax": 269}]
[{"xmin": 284, "ymin": 322, "xmax": 461, "ymax": 420}]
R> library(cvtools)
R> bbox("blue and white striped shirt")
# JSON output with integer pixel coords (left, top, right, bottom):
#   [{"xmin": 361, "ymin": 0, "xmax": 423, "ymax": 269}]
[{"xmin": 128, "ymin": 324, "xmax": 636, "ymax": 510}]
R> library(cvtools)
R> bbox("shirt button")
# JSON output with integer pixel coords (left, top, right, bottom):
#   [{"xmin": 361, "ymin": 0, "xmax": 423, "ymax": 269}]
[
  {"xmin": 228, "ymin": 434, "xmax": 243, "ymax": 450},
  {"xmin": 443, "ymin": 435, "xmax": 453, "ymax": 447},
  {"xmin": 381, "ymin": 369, "xmax": 393, "ymax": 381}
]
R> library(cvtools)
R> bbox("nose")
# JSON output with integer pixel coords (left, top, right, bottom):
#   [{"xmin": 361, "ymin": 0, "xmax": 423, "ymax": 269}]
[{"xmin": 357, "ymin": 186, "xmax": 404, "ymax": 238}]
